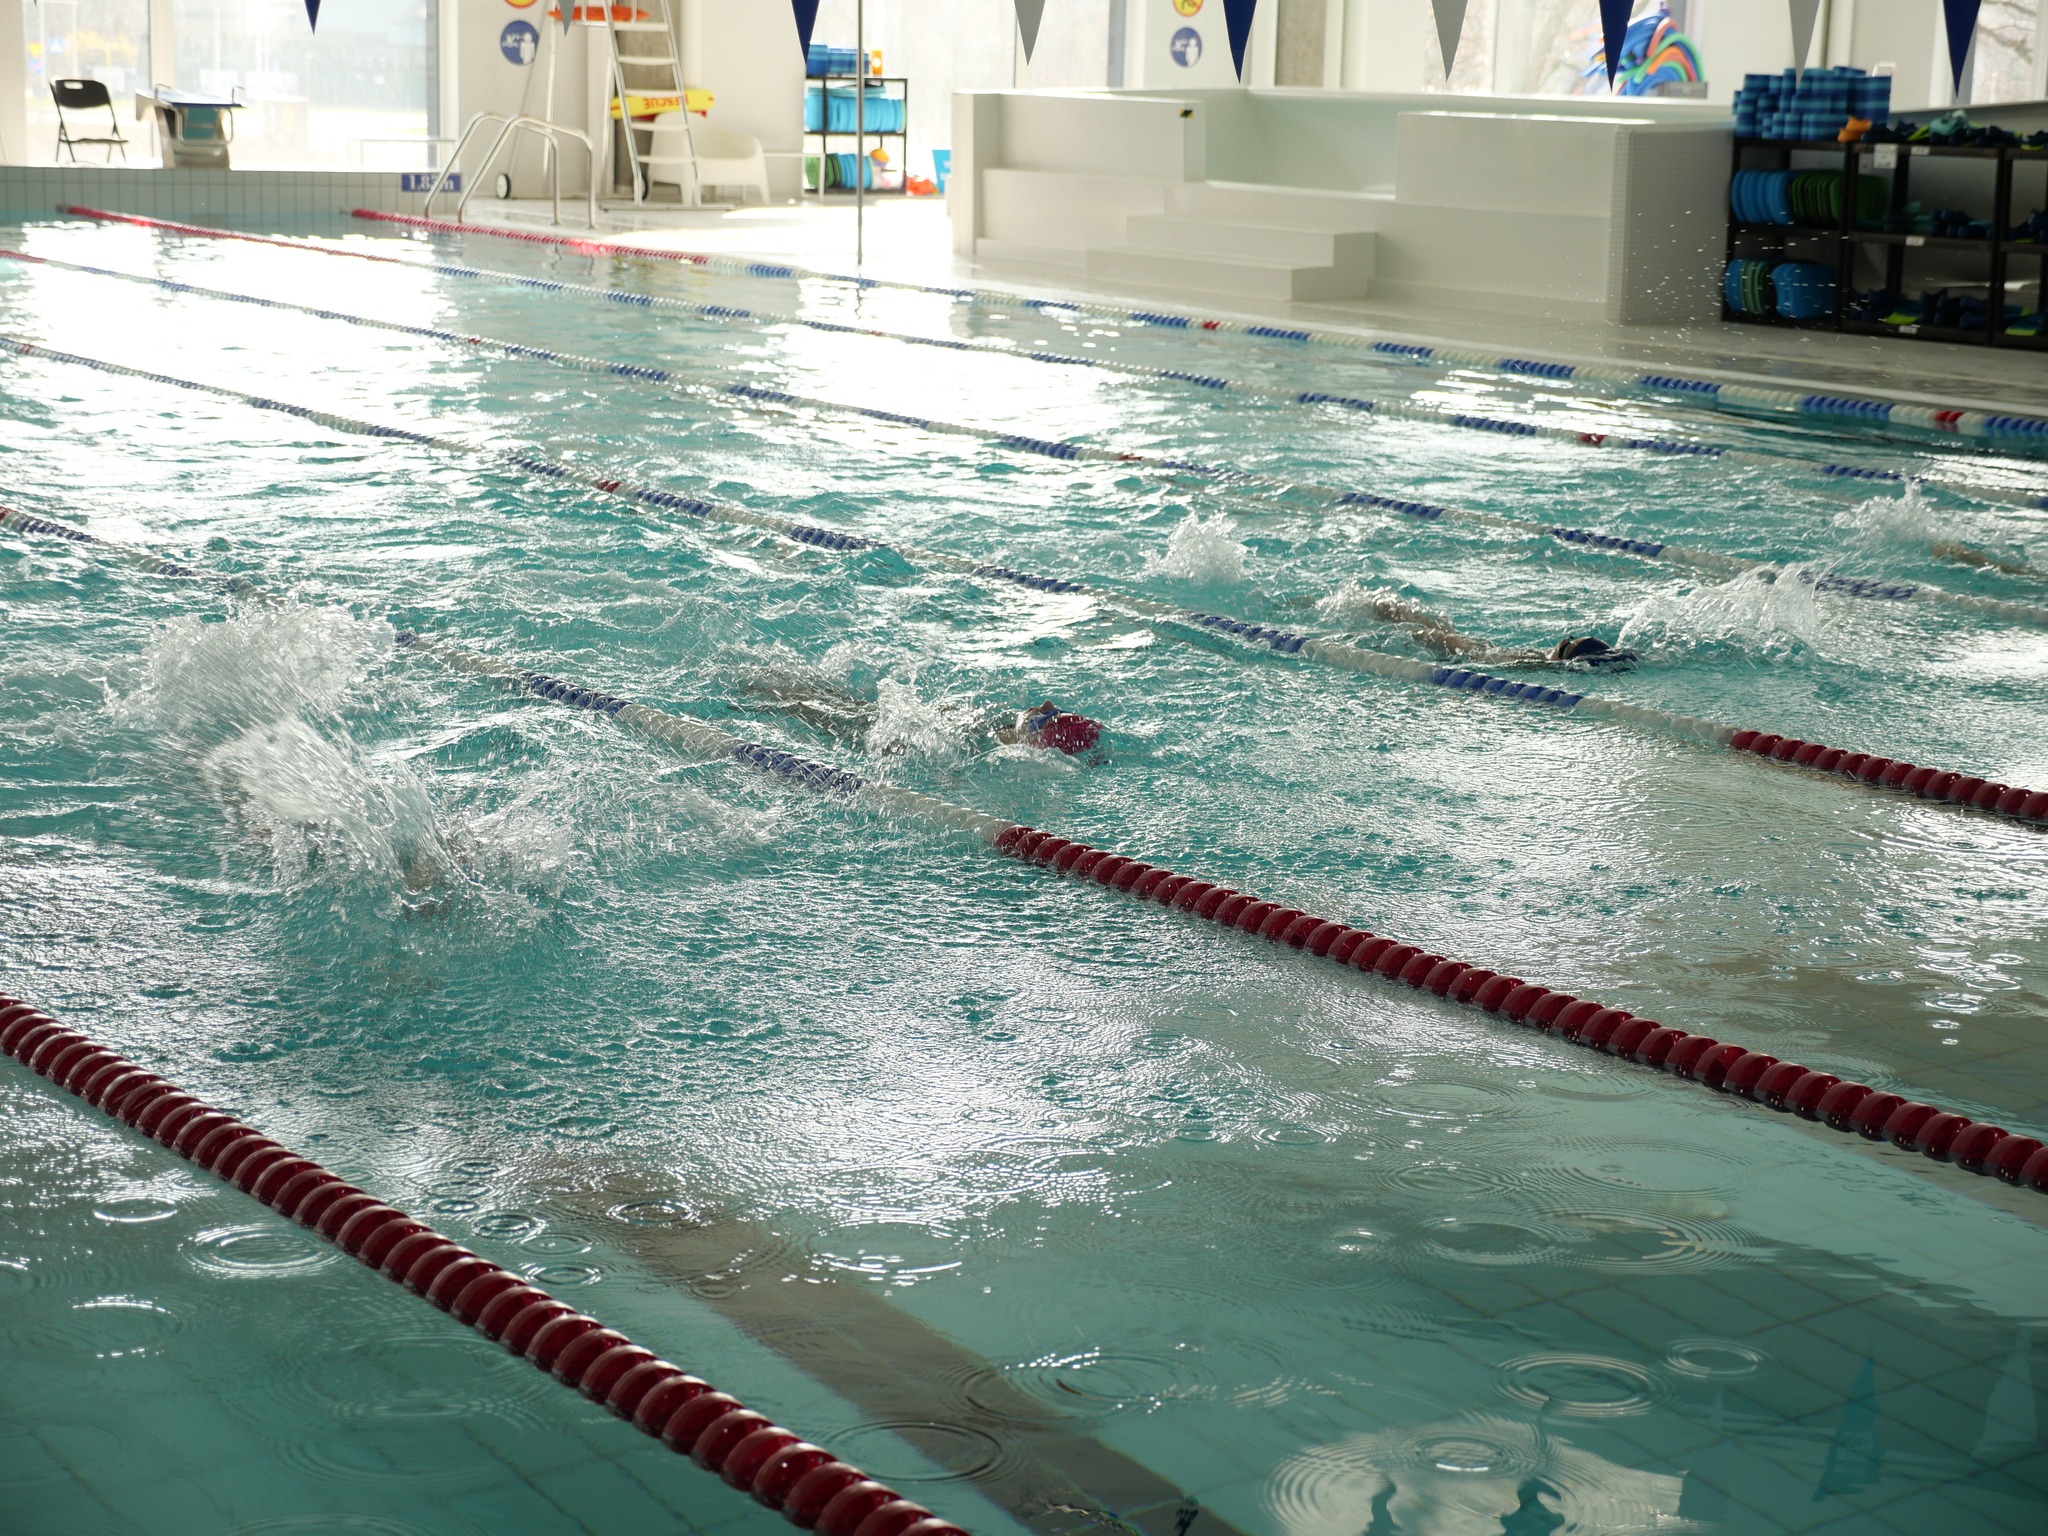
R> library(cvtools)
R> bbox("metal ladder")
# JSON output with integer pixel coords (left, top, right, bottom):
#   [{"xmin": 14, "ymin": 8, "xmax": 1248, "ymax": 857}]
[{"xmin": 602, "ymin": 0, "xmax": 697, "ymax": 205}]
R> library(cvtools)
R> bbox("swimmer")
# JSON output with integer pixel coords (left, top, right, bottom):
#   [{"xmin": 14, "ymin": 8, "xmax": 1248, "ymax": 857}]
[
  {"xmin": 1931, "ymin": 539, "xmax": 2041, "ymax": 580},
  {"xmin": 733, "ymin": 669, "xmax": 1105, "ymax": 757},
  {"xmin": 1332, "ymin": 591, "xmax": 1638, "ymax": 670}
]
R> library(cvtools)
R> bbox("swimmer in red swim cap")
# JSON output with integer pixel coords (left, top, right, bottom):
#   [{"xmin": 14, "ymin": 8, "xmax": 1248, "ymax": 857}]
[{"xmin": 998, "ymin": 701, "xmax": 1104, "ymax": 755}]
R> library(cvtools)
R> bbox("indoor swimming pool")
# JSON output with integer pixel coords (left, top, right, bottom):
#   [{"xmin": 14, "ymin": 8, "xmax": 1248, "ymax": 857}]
[{"xmin": 3, "ymin": 208, "xmax": 2047, "ymax": 1536}]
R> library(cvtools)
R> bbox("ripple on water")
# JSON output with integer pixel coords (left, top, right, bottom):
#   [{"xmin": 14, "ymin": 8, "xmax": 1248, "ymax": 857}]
[
  {"xmin": 469, "ymin": 1211, "xmax": 547, "ymax": 1242},
  {"xmin": 1365, "ymin": 1078, "xmax": 1540, "ymax": 1124},
  {"xmin": 1665, "ymin": 1338, "xmax": 1769, "ymax": 1381},
  {"xmin": 91, "ymin": 1196, "xmax": 180, "ymax": 1224},
  {"xmin": 809, "ymin": 1420, "xmax": 1009, "ymax": 1485},
  {"xmin": 1552, "ymin": 1210, "xmax": 1763, "ymax": 1273},
  {"xmin": 256, "ymin": 1331, "xmax": 555, "ymax": 1432},
  {"xmin": 1417, "ymin": 1215, "xmax": 1572, "ymax": 1269},
  {"xmin": 185, "ymin": 1223, "xmax": 340, "ymax": 1279},
  {"xmin": 1494, "ymin": 1352, "xmax": 1664, "ymax": 1418},
  {"xmin": 964, "ymin": 1348, "xmax": 1197, "ymax": 1420},
  {"xmin": 28, "ymin": 1297, "xmax": 182, "ymax": 1360},
  {"xmin": 1267, "ymin": 1413, "xmax": 1685, "ymax": 1536},
  {"xmin": 223, "ymin": 1517, "xmax": 481, "ymax": 1536}
]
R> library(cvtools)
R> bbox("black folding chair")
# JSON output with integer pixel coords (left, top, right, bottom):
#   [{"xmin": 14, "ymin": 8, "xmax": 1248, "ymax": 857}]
[{"xmin": 51, "ymin": 78, "xmax": 128, "ymax": 164}]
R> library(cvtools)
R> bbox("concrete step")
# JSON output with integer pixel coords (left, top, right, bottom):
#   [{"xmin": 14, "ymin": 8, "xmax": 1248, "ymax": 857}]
[
  {"xmin": 1121, "ymin": 214, "xmax": 1376, "ymax": 277},
  {"xmin": 1085, "ymin": 243, "xmax": 1369, "ymax": 302},
  {"xmin": 979, "ymin": 167, "xmax": 1170, "ymax": 252},
  {"xmin": 1166, "ymin": 179, "xmax": 1388, "ymax": 231}
]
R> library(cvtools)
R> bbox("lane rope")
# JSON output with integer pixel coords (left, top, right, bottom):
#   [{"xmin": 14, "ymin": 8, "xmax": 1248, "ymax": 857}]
[
  {"xmin": 5, "ymin": 342, "xmax": 2044, "ymax": 831},
  {"xmin": 54, "ymin": 206, "xmax": 2048, "ymax": 512},
  {"xmin": 14, "ymin": 245, "xmax": 2044, "ymax": 635},
  {"xmin": 0, "ymin": 998, "xmax": 977, "ymax": 1536},
  {"xmin": 8, "ymin": 508, "xmax": 2048, "ymax": 1205},
  {"xmin": 345, "ymin": 207, "xmax": 2048, "ymax": 449}
]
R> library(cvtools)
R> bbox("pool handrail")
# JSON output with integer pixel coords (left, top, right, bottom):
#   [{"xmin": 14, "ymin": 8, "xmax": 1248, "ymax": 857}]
[{"xmin": 423, "ymin": 111, "xmax": 598, "ymax": 232}]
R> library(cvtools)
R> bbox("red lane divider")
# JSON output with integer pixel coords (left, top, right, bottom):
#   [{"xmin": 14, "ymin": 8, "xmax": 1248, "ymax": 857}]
[
  {"xmin": 1730, "ymin": 731, "xmax": 2048, "ymax": 822},
  {"xmin": 987, "ymin": 826, "xmax": 2048, "ymax": 1196},
  {"xmin": 0, "ymin": 996, "xmax": 970, "ymax": 1536}
]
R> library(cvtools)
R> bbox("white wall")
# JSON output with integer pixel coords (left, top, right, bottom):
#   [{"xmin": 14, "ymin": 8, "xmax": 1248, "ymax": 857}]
[
  {"xmin": 0, "ymin": 0, "xmax": 24, "ymax": 165},
  {"xmin": 678, "ymin": 0, "xmax": 808, "ymax": 193},
  {"xmin": 453, "ymin": 2, "xmax": 595, "ymax": 195}
]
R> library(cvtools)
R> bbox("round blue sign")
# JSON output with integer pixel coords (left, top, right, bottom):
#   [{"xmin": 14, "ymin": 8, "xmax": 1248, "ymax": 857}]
[
  {"xmin": 1169, "ymin": 26, "xmax": 1203, "ymax": 68},
  {"xmin": 500, "ymin": 20, "xmax": 539, "ymax": 65}
]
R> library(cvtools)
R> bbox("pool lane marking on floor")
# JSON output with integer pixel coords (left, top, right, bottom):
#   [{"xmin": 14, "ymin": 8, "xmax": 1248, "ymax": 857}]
[
  {"xmin": 55, "ymin": 206, "xmax": 2048, "ymax": 513},
  {"xmin": 547, "ymin": 1179, "xmax": 1231, "ymax": 1536},
  {"xmin": 15, "ymin": 246, "xmax": 2044, "ymax": 637},
  {"xmin": 344, "ymin": 207, "xmax": 2048, "ymax": 449},
  {"xmin": 0, "ymin": 999, "xmax": 982, "ymax": 1536},
  {"xmin": 5, "ymin": 339, "xmax": 2046, "ymax": 833},
  {"xmin": 7, "ymin": 507, "xmax": 2048, "ymax": 1206}
]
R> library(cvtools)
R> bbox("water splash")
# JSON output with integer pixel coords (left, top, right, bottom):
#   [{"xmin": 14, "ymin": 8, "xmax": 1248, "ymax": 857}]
[
  {"xmin": 1147, "ymin": 512, "xmax": 1248, "ymax": 584},
  {"xmin": 1617, "ymin": 564, "xmax": 1824, "ymax": 662},
  {"xmin": 868, "ymin": 677, "xmax": 968, "ymax": 761},
  {"xmin": 1314, "ymin": 579, "xmax": 1406, "ymax": 627},
  {"xmin": 1830, "ymin": 481, "xmax": 1937, "ymax": 545}
]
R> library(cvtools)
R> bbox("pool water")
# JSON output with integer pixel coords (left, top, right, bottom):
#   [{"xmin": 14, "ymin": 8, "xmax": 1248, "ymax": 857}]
[{"xmin": 3, "ymin": 212, "xmax": 2048, "ymax": 1536}]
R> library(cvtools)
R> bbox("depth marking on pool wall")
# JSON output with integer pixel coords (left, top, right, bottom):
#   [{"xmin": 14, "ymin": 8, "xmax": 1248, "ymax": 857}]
[
  {"xmin": 4, "ymin": 347, "xmax": 2044, "ymax": 833},
  {"xmin": 6, "ymin": 502, "xmax": 2046, "ymax": 1205},
  {"xmin": 54, "ymin": 205, "xmax": 2048, "ymax": 511},
  {"xmin": 15, "ymin": 245, "xmax": 2044, "ymax": 635},
  {"xmin": 0, "ymin": 999, "xmax": 981, "ymax": 1536},
  {"xmin": 344, "ymin": 205, "xmax": 2048, "ymax": 447}
]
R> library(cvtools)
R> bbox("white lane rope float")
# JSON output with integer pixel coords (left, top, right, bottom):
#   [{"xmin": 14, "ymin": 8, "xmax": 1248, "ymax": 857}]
[
  {"xmin": 55, "ymin": 206, "xmax": 2048, "ymax": 512},
  {"xmin": 10, "ymin": 246, "xmax": 2044, "ymax": 638},
  {"xmin": 8, "ymin": 500, "xmax": 2048, "ymax": 1204},
  {"xmin": 346, "ymin": 207, "xmax": 2048, "ymax": 450},
  {"xmin": 4, "ymin": 333, "xmax": 2045, "ymax": 829}
]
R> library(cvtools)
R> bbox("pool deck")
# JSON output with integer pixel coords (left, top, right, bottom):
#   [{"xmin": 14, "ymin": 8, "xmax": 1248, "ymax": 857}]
[{"xmin": 472, "ymin": 196, "xmax": 2048, "ymax": 420}]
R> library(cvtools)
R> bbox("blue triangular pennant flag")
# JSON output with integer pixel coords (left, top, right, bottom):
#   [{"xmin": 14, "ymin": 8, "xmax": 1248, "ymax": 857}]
[
  {"xmin": 1223, "ymin": 0, "xmax": 1259, "ymax": 78},
  {"xmin": 304, "ymin": 0, "xmax": 319, "ymax": 31},
  {"xmin": 1942, "ymin": 0, "xmax": 1982, "ymax": 92},
  {"xmin": 791, "ymin": 0, "xmax": 822, "ymax": 61},
  {"xmin": 1597, "ymin": 0, "xmax": 1632, "ymax": 86}
]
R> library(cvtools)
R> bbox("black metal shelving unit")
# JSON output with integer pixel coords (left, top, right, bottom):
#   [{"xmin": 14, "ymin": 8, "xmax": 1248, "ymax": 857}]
[
  {"xmin": 802, "ymin": 74, "xmax": 908, "ymax": 197},
  {"xmin": 1724, "ymin": 135, "xmax": 2047, "ymax": 349}
]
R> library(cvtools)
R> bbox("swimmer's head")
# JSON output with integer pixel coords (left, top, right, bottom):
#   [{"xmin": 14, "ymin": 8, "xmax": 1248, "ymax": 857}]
[
  {"xmin": 1554, "ymin": 635, "xmax": 1639, "ymax": 670},
  {"xmin": 1019, "ymin": 701, "xmax": 1102, "ymax": 755}
]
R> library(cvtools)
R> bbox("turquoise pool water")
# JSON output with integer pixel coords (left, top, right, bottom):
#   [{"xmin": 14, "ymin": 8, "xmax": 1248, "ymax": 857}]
[{"xmin": 3, "ymin": 213, "xmax": 2048, "ymax": 1535}]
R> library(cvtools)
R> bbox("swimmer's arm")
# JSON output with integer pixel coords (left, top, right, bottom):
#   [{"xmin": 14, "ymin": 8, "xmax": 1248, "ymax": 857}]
[{"xmin": 1931, "ymin": 540, "xmax": 2031, "ymax": 577}]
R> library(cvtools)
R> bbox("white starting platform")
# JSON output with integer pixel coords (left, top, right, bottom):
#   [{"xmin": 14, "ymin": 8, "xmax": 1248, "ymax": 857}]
[{"xmin": 136, "ymin": 87, "xmax": 242, "ymax": 170}]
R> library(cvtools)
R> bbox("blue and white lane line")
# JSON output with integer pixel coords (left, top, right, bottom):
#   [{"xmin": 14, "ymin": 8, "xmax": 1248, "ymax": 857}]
[
  {"xmin": 2, "ymin": 332, "xmax": 1752, "ymax": 757},
  {"xmin": 11, "ymin": 248, "xmax": 2043, "ymax": 636},
  {"xmin": 58, "ymin": 207, "xmax": 2048, "ymax": 512},
  {"xmin": 347, "ymin": 207, "xmax": 2048, "ymax": 450},
  {"xmin": 16, "ymin": 328, "xmax": 2046, "ymax": 824},
  {"xmin": 0, "ymin": 504, "xmax": 989, "ymax": 834}
]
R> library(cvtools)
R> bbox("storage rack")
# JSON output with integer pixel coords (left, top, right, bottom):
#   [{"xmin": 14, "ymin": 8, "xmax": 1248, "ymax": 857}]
[
  {"xmin": 1723, "ymin": 136, "xmax": 2047, "ymax": 351},
  {"xmin": 803, "ymin": 75, "xmax": 909, "ymax": 197}
]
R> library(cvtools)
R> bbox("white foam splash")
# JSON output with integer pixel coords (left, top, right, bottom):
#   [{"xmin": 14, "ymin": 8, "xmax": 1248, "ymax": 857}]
[
  {"xmin": 1617, "ymin": 564, "xmax": 1825, "ymax": 661},
  {"xmin": 120, "ymin": 604, "xmax": 393, "ymax": 744},
  {"xmin": 1147, "ymin": 511, "xmax": 1248, "ymax": 584},
  {"xmin": 1315, "ymin": 578, "xmax": 1407, "ymax": 627},
  {"xmin": 868, "ymin": 677, "xmax": 968, "ymax": 761},
  {"xmin": 1830, "ymin": 480, "xmax": 1940, "ymax": 545}
]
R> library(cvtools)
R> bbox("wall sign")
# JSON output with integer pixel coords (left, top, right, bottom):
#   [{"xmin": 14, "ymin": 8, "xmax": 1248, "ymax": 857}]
[
  {"xmin": 1173, "ymin": 0, "xmax": 1203, "ymax": 14},
  {"xmin": 500, "ymin": 20, "xmax": 539, "ymax": 63},
  {"xmin": 1169, "ymin": 26, "xmax": 1203, "ymax": 67}
]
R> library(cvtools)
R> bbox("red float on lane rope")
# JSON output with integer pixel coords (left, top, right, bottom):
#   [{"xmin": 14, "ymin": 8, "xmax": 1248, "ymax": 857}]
[
  {"xmin": 984, "ymin": 828, "xmax": 2048, "ymax": 1199},
  {"xmin": 0, "ymin": 997, "xmax": 972, "ymax": 1535}
]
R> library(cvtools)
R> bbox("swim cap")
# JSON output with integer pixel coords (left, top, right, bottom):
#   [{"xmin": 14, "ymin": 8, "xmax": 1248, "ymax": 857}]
[{"xmin": 1028, "ymin": 712, "xmax": 1102, "ymax": 755}]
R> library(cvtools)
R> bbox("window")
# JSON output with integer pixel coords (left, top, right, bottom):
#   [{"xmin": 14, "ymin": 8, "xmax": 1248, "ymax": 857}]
[
  {"xmin": 1971, "ymin": 0, "xmax": 2043, "ymax": 105},
  {"xmin": 167, "ymin": 0, "xmax": 436, "ymax": 169},
  {"xmin": 1425, "ymin": 0, "xmax": 1702, "ymax": 99},
  {"xmin": 23, "ymin": 0, "xmax": 150, "ymax": 162}
]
